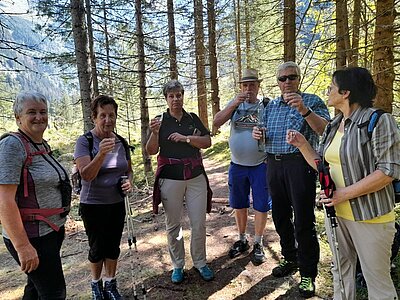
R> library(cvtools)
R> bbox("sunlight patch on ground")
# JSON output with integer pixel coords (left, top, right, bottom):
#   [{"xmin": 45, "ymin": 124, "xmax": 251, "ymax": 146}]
[
  {"xmin": 208, "ymin": 263, "xmax": 291, "ymax": 299},
  {"xmin": 0, "ymin": 287, "xmax": 24, "ymax": 300}
]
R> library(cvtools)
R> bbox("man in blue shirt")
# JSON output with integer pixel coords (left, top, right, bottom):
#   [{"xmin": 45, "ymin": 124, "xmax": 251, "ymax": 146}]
[{"xmin": 253, "ymin": 61, "xmax": 329, "ymax": 298}]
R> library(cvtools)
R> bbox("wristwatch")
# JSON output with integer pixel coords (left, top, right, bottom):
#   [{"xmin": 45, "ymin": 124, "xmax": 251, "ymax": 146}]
[
  {"xmin": 186, "ymin": 137, "xmax": 191, "ymax": 144},
  {"xmin": 302, "ymin": 108, "xmax": 312, "ymax": 118}
]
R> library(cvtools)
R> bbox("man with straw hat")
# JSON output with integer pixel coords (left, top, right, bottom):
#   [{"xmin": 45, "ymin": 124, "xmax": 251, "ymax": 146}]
[{"xmin": 214, "ymin": 68, "xmax": 272, "ymax": 265}]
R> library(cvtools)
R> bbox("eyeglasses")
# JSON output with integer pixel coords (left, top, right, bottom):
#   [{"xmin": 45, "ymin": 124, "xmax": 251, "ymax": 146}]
[
  {"xmin": 327, "ymin": 86, "xmax": 332, "ymax": 94},
  {"xmin": 277, "ymin": 74, "xmax": 299, "ymax": 82}
]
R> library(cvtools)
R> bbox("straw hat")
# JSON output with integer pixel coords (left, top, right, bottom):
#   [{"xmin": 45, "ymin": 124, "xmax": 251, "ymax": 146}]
[{"xmin": 239, "ymin": 68, "xmax": 263, "ymax": 83}]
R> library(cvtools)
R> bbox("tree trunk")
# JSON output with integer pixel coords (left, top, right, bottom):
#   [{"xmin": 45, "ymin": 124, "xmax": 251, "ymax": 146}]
[
  {"xmin": 207, "ymin": 0, "xmax": 220, "ymax": 135},
  {"xmin": 350, "ymin": 0, "xmax": 361, "ymax": 67},
  {"xmin": 194, "ymin": 0, "xmax": 209, "ymax": 129},
  {"xmin": 234, "ymin": 0, "xmax": 242, "ymax": 81},
  {"xmin": 335, "ymin": 0, "xmax": 347, "ymax": 69},
  {"xmin": 283, "ymin": 0, "xmax": 295, "ymax": 62},
  {"xmin": 362, "ymin": 4, "xmax": 370, "ymax": 68},
  {"xmin": 135, "ymin": 0, "xmax": 152, "ymax": 172},
  {"xmin": 84, "ymin": 0, "xmax": 99, "ymax": 97},
  {"xmin": 244, "ymin": 0, "xmax": 250, "ymax": 68},
  {"xmin": 167, "ymin": 0, "xmax": 178, "ymax": 80},
  {"xmin": 70, "ymin": 0, "xmax": 93, "ymax": 132},
  {"xmin": 372, "ymin": 0, "xmax": 394, "ymax": 113},
  {"xmin": 103, "ymin": 0, "xmax": 113, "ymax": 95}
]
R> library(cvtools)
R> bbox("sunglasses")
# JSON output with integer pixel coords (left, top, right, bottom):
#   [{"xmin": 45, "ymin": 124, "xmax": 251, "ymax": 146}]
[{"xmin": 277, "ymin": 74, "xmax": 299, "ymax": 82}]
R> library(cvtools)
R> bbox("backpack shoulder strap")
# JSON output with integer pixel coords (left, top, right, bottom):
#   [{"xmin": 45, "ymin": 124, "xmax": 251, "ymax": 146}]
[
  {"xmin": 2, "ymin": 132, "xmax": 48, "ymax": 197},
  {"xmin": 262, "ymin": 97, "xmax": 270, "ymax": 107},
  {"xmin": 188, "ymin": 111, "xmax": 195, "ymax": 120},
  {"xmin": 357, "ymin": 109, "xmax": 386, "ymax": 140},
  {"xmin": 114, "ymin": 132, "xmax": 130, "ymax": 160},
  {"xmin": 367, "ymin": 109, "xmax": 385, "ymax": 140},
  {"xmin": 83, "ymin": 131, "xmax": 94, "ymax": 159}
]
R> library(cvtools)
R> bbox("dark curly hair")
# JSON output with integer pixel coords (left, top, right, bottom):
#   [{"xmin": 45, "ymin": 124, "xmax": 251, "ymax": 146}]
[
  {"xmin": 91, "ymin": 95, "xmax": 118, "ymax": 118},
  {"xmin": 332, "ymin": 67, "xmax": 376, "ymax": 108}
]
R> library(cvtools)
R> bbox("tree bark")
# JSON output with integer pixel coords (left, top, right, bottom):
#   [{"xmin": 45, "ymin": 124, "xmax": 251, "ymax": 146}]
[
  {"xmin": 84, "ymin": 0, "xmax": 99, "ymax": 97},
  {"xmin": 70, "ymin": 0, "xmax": 93, "ymax": 132},
  {"xmin": 244, "ymin": 0, "xmax": 250, "ymax": 68},
  {"xmin": 194, "ymin": 0, "xmax": 209, "ymax": 129},
  {"xmin": 283, "ymin": 0, "xmax": 295, "ymax": 62},
  {"xmin": 350, "ymin": 0, "xmax": 361, "ymax": 67},
  {"xmin": 103, "ymin": 0, "xmax": 113, "ymax": 95},
  {"xmin": 372, "ymin": 0, "xmax": 394, "ymax": 113},
  {"xmin": 335, "ymin": 0, "xmax": 351, "ymax": 69},
  {"xmin": 135, "ymin": 0, "xmax": 152, "ymax": 172},
  {"xmin": 167, "ymin": 0, "xmax": 178, "ymax": 80},
  {"xmin": 207, "ymin": 0, "xmax": 220, "ymax": 135},
  {"xmin": 234, "ymin": 0, "xmax": 242, "ymax": 81}
]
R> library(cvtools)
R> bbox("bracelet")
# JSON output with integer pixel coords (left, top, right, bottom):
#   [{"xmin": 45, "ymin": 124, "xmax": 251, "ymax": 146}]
[{"xmin": 302, "ymin": 108, "xmax": 312, "ymax": 118}]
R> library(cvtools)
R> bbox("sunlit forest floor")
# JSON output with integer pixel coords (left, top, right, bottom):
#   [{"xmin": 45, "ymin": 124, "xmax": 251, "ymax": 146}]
[{"xmin": 1, "ymin": 146, "xmax": 399, "ymax": 299}]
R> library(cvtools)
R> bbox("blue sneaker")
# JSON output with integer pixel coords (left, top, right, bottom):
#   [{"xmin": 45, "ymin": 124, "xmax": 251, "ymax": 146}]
[
  {"xmin": 171, "ymin": 268, "xmax": 184, "ymax": 283},
  {"xmin": 197, "ymin": 265, "xmax": 214, "ymax": 281}
]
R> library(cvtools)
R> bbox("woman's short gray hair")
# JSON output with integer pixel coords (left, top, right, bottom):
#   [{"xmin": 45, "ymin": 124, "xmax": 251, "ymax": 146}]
[
  {"xmin": 13, "ymin": 92, "xmax": 48, "ymax": 116},
  {"xmin": 276, "ymin": 61, "xmax": 301, "ymax": 78},
  {"xmin": 162, "ymin": 80, "xmax": 184, "ymax": 98}
]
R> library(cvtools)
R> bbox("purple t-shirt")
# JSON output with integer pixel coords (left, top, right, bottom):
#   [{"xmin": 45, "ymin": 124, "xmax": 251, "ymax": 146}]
[{"xmin": 74, "ymin": 132, "xmax": 130, "ymax": 205}]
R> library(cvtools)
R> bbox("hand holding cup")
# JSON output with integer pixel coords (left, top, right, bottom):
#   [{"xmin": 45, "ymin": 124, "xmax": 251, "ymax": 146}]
[
  {"xmin": 252, "ymin": 126, "xmax": 263, "ymax": 140},
  {"xmin": 100, "ymin": 137, "xmax": 116, "ymax": 154},
  {"xmin": 150, "ymin": 115, "xmax": 163, "ymax": 134}
]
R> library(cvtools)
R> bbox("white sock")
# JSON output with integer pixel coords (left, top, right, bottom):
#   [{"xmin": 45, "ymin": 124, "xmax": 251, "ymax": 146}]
[{"xmin": 103, "ymin": 277, "xmax": 114, "ymax": 283}]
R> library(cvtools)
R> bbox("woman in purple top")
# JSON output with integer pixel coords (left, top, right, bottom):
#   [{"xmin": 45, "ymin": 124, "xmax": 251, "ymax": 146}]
[
  {"xmin": 146, "ymin": 80, "xmax": 214, "ymax": 284},
  {"xmin": 74, "ymin": 95, "xmax": 132, "ymax": 300}
]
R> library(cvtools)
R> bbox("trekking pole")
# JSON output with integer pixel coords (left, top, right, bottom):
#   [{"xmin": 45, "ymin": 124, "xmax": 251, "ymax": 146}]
[
  {"xmin": 315, "ymin": 160, "xmax": 346, "ymax": 300},
  {"xmin": 121, "ymin": 176, "xmax": 147, "ymax": 300},
  {"xmin": 323, "ymin": 204, "xmax": 346, "ymax": 300}
]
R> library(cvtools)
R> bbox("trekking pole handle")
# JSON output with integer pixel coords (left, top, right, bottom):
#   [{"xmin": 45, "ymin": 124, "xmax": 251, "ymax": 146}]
[{"xmin": 120, "ymin": 175, "xmax": 129, "ymax": 195}]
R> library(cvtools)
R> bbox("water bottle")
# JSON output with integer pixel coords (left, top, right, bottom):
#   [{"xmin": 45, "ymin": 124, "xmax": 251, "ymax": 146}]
[{"xmin": 257, "ymin": 106, "xmax": 267, "ymax": 152}]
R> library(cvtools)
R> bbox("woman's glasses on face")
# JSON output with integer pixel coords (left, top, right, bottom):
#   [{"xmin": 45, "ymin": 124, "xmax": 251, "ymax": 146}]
[
  {"xmin": 326, "ymin": 86, "xmax": 332, "ymax": 95},
  {"xmin": 277, "ymin": 74, "xmax": 299, "ymax": 82}
]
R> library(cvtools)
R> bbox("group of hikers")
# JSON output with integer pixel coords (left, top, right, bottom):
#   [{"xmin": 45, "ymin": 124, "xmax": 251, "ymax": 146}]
[{"xmin": 0, "ymin": 61, "xmax": 399, "ymax": 300}]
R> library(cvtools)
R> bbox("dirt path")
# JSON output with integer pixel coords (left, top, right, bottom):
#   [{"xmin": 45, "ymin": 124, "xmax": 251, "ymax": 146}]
[{"xmin": 0, "ymin": 158, "xmax": 330, "ymax": 300}]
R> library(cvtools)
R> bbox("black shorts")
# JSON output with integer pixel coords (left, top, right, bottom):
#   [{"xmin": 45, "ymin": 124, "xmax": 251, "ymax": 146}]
[{"xmin": 80, "ymin": 202, "xmax": 125, "ymax": 263}]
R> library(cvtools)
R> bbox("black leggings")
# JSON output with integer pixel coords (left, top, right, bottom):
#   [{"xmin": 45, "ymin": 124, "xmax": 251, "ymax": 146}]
[
  {"xmin": 80, "ymin": 202, "xmax": 125, "ymax": 263},
  {"xmin": 4, "ymin": 227, "xmax": 66, "ymax": 300}
]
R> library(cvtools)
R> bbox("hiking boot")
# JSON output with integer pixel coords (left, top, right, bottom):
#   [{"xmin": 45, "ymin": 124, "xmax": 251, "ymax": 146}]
[
  {"xmin": 229, "ymin": 240, "xmax": 250, "ymax": 258},
  {"xmin": 91, "ymin": 280, "xmax": 104, "ymax": 300},
  {"xmin": 104, "ymin": 279, "xmax": 123, "ymax": 300},
  {"xmin": 298, "ymin": 276, "xmax": 315, "ymax": 298},
  {"xmin": 197, "ymin": 265, "xmax": 215, "ymax": 281},
  {"xmin": 252, "ymin": 243, "xmax": 266, "ymax": 265},
  {"xmin": 171, "ymin": 268, "xmax": 184, "ymax": 284},
  {"xmin": 272, "ymin": 259, "xmax": 298, "ymax": 277}
]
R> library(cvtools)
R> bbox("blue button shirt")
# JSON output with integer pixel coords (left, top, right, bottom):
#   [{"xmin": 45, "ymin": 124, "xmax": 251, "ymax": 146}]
[{"xmin": 265, "ymin": 92, "xmax": 330, "ymax": 154}]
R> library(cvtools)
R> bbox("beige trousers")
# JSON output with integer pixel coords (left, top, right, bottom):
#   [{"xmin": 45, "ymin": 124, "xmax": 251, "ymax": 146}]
[
  {"xmin": 160, "ymin": 174, "xmax": 207, "ymax": 269},
  {"xmin": 325, "ymin": 215, "xmax": 397, "ymax": 300}
]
